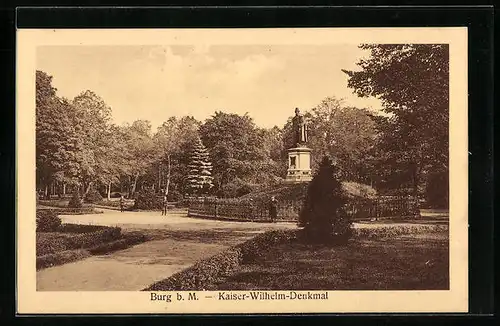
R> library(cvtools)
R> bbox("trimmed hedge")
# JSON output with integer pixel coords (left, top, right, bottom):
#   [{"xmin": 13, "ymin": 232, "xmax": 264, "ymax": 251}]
[
  {"xmin": 36, "ymin": 249, "xmax": 91, "ymax": 270},
  {"xmin": 88, "ymin": 232, "xmax": 147, "ymax": 255},
  {"xmin": 237, "ymin": 230, "xmax": 297, "ymax": 263},
  {"xmin": 38, "ymin": 207, "xmax": 101, "ymax": 215},
  {"xmin": 143, "ymin": 230, "xmax": 296, "ymax": 291},
  {"xmin": 352, "ymin": 224, "xmax": 448, "ymax": 239},
  {"xmin": 144, "ymin": 247, "xmax": 242, "ymax": 291},
  {"xmin": 64, "ymin": 227, "xmax": 122, "ymax": 250},
  {"xmin": 58, "ymin": 223, "xmax": 110, "ymax": 233}
]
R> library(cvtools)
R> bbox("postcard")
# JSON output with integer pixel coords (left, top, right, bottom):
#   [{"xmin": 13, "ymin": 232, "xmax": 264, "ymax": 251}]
[{"xmin": 17, "ymin": 27, "xmax": 468, "ymax": 314}]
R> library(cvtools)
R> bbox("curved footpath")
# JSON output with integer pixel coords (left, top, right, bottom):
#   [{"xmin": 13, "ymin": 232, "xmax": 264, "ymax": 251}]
[
  {"xmin": 37, "ymin": 209, "xmax": 446, "ymax": 291},
  {"xmin": 37, "ymin": 209, "xmax": 296, "ymax": 291}
]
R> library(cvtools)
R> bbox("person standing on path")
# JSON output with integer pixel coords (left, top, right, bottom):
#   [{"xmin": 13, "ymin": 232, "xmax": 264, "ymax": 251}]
[
  {"xmin": 120, "ymin": 195, "xmax": 125, "ymax": 212},
  {"xmin": 162, "ymin": 193, "xmax": 168, "ymax": 216},
  {"xmin": 269, "ymin": 196, "xmax": 278, "ymax": 222}
]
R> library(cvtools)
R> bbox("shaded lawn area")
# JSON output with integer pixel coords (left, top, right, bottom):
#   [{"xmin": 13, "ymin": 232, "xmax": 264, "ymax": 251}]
[{"xmin": 210, "ymin": 232, "xmax": 449, "ymax": 291}]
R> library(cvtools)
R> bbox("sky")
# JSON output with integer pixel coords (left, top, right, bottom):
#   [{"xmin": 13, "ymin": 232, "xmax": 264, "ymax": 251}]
[{"xmin": 37, "ymin": 44, "xmax": 383, "ymax": 130}]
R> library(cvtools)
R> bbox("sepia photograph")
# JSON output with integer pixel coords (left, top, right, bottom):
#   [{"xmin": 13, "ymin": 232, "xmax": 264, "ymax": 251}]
[{"xmin": 17, "ymin": 28, "xmax": 468, "ymax": 314}]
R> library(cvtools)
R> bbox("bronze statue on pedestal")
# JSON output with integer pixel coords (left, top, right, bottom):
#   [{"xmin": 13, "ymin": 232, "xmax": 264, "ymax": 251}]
[{"xmin": 292, "ymin": 107, "xmax": 308, "ymax": 147}]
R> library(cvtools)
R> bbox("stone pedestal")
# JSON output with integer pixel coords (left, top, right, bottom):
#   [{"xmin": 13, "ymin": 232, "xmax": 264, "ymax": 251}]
[{"xmin": 285, "ymin": 147, "xmax": 312, "ymax": 182}]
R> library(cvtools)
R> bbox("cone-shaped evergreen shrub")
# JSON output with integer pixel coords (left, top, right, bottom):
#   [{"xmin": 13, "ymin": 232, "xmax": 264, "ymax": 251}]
[
  {"xmin": 186, "ymin": 137, "xmax": 214, "ymax": 195},
  {"xmin": 84, "ymin": 187, "xmax": 103, "ymax": 203},
  {"xmin": 298, "ymin": 156, "xmax": 352, "ymax": 244},
  {"xmin": 68, "ymin": 190, "xmax": 83, "ymax": 208}
]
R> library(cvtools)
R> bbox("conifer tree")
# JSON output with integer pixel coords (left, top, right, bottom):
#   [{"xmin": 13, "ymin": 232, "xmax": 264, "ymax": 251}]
[
  {"xmin": 186, "ymin": 138, "xmax": 214, "ymax": 195},
  {"xmin": 299, "ymin": 156, "xmax": 352, "ymax": 244}
]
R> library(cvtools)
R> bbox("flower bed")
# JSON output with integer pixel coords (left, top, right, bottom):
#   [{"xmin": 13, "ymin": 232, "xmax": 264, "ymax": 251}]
[
  {"xmin": 36, "ymin": 224, "xmax": 148, "ymax": 269},
  {"xmin": 36, "ymin": 226, "xmax": 122, "ymax": 255}
]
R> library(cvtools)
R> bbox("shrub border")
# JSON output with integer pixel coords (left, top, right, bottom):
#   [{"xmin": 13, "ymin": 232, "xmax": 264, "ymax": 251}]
[{"xmin": 143, "ymin": 223, "xmax": 448, "ymax": 291}]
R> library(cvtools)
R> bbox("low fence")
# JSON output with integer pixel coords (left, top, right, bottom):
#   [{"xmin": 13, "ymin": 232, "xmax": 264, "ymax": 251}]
[{"xmin": 187, "ymin": 196, "xmax": 420, "ymax": 222}]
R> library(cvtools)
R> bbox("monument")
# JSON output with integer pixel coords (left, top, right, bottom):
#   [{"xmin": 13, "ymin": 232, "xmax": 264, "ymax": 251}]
[{"xmin": 285, "ymin": 108, "xmax": 312, "ymax": 182}]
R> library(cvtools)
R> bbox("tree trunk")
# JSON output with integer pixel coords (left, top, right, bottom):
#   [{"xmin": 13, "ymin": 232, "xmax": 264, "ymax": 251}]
[
  {"xmin": 131, "ymin": 173, "xmax": 139, "ymax": 196},
  {"xmin": 165, "ymin": 154, "xmax": 171, "ymax": 197},
  {"xmin": 158, "ymin": 165, "xmax": 162, "ymax": 192},
  {"xmin": 84, "ymin": 181, "xmax": 92, "ymax": 196},
  {"xmin": 411, "ymin": 163, "xmax": 420, "ymax": 197},
  {"xmin": 44, "ymin": 184, "xmax": 48, "ymax": 199},
  {"xmin": 128, "ymin": 175, "xmax": 132, "ymax": 198},
  {"xmin": 62, "ymin": 183, "xmax": 66, "ymax": 196},
  {"xmin": 107, "ymin": 181, "xmax": 111, "ymax": 201}
]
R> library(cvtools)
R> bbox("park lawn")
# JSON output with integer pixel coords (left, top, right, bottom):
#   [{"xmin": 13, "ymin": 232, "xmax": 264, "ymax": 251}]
[{"xmin": 210, "ymin": 231, "xmax": 449, "ymax": 291}]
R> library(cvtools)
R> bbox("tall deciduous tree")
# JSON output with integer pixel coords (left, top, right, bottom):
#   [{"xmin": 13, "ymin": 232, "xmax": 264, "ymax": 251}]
[
  {"xmin": 71, "ymin": 90, "xmax": 114, "ymax": 196},
  {"xmin": 153, "ymin": 116, "xmax": 201, "ymax": 196},
  {"xmin": 343, "ymin": 44, "xmax": 449, "ymax": 201},
  {"xmin": 36, "ymin": 71, "xmax": 81, "ymax": 197},
  {"xmin": 200, "ymin": 111, "xmax": 267, "ymax": 193},
  {"xmin": 122, "ymin": 120, "xmax": 155, "ymax": 197}
]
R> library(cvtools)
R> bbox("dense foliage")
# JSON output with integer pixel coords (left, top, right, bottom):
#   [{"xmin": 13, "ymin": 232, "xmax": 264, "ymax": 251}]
[{"xmin": 343, "ymin": 44, "xmax": 449, "ymax": 205}]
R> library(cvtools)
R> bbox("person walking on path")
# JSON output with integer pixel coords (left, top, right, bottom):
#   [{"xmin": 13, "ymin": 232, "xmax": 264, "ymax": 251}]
[
  {"xmin": 269, "ymin": 196, "xmax": 278, "ymax": 222},
  {"xmin": 162, "ymin": 193, "xmax": 168, "ymax": 216},
  {"xmin": 119, "ymin": 195, "xmax": 125, "ymax": 212}
]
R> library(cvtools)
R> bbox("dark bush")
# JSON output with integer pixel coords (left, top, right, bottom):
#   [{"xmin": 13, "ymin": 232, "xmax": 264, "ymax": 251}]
[
  {"xmin": 84, "ymin": 187, "xmax": 103, "ymax": 203},
  {"xmin": 36, "ymin": 210, "xmax": 62, "ymax": 232},
  {"xmin": 167, "ymin": 189, "xmax": 183, "ymax": 202},
  {"xmin": 68, "ymin": 191, "xmax": 83, "ymax": 208},
  {"xmin": 218, "ymin": 179, "xmax": 258, "ymax": 198},
  {"xmin": 425, "ymin": 171, "xmax": 449, "ymax": 209},
  {"xmin": 134, "ymin": 189, "xmax": 162, "ymax": 210},
  {"xmin": 36, "ymin": 249, "xmax": 91, "ymax": 270},
  {"xmin": 299, "ymin": 156, "xmax": 353, "ymax": 244}
]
